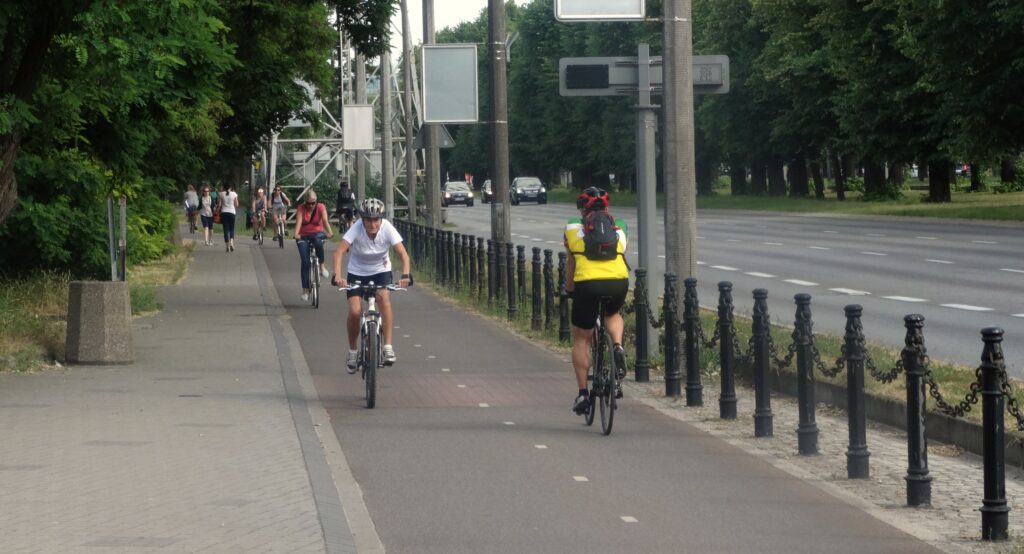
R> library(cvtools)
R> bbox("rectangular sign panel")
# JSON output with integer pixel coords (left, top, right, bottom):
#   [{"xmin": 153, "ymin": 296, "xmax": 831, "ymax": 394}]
[
  {"xmin": 343, "ymin": 105, "xmax": 375, "ymax": 150},
  {"xmin": 559, "ymin": 55, "xmax": 730, "ymax": 96},
  {"xmin": 555, "ymin": 0, "xmax": 645, "ymax": 21},
  {"xmin": 422, "ymin": 44, "xmax": 479, "ymax": 123}
]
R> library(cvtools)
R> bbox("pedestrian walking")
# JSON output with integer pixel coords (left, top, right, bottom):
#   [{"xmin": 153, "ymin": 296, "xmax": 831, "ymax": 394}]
[
  {"xmin": 218, "ymin": 184, "xmax": 240, "ymax": 252},
  {"xmin": 198, "ymin": 185, "xmax": 216, "ymax": 246}
]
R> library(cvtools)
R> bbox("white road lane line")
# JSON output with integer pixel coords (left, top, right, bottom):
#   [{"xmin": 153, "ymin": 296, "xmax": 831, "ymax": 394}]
[
  {"xmin": 573, "ymin": 476, "xmax": 589, "ymax": 482},
  {"xmin": 1000, "ymin": 268, "xmax": 1024, "ymax": 274},
  {"xmin": 763, "ymin": 242, "xmax": 783, "ymax": 246},
  {"xmin": 915, "ymin": 236, "xmax": 937, "ymax": 240},
  {"xmin": 972, "ymin": 240, "xmax": 999, "ymax": 245},
  {"xmin": 861, "ymin": 251, "xmax": 887, "ymax": 256},
  {"xmin": 745, "ymin": 272, "xmax": 775, "ymax": 278},
  {"xmin": 784, "ymin": 279, "xmax": 818, "ymax": 286},
  {"xmin": 414, "ymin": 344, "xmax": 422, "ymax": 348},
  {"xmin": 479, "ymin": 403, "xmax": 490, "ymax": 408},
  {"xmin": 823, "ymin": 230, "xmax": 839, "ymax": 234},
  {"xmin": 503, "ymin": 421, "xmax": 515, "ymax": 425},
  {"xmin": 697, "ymin": 260, "xmax": 706, "ymax": 265},
  {"xmin": 457, "ymin": 384, "xmax": 467, "ymax": 388},
  {"xmin": 926, "ymin": 259, "xmax": 953, "ymax": 264},
  {"xmin": 808, "ymin": 246, "xmax": 831, "ymax": 250},
  {"xmin": 428, "ymin": 355, "xmax": 436, "ymax": 359},
  {"xmin": 546, "ymin": 241, "xmax": 559, "ymax": 244},
  {"xmin": 727, "ymin": 239, "xmax": 742, "ymax": 243},
  {"xmin": 940, "ymin": 304, "xmax": 993, "ymax": 312},
  {"xmin": 867, "ymin": 233, "xmax": 885, "ymax": 237},
  {"xmin": 1013, "ymin": 314, "xmax": 1024, "ymax": 319},
  {"xmin": 532, "ymin": 238, "xmax": 543, "ymax": 242},
  {"xmin": 830, "ymin": 288, "xmax": 871, "ymax": 296},
  {"xmin": 534, "ymin": 445, "xmax": 548, "ymax": 450},
  {"xmin": 658, "ymin": 255, "xmax": 666, "ymax": 259},
  {"xmin": 621, "ymin": 516, "xmax": 639, "ymax": 523},
  {"xmin": 441, "ymin": 368, "xmax": 451, "ymax": 372},
  {"xmin": 403, "ymin": 334, "xmax": 411, "ymax": 338},
  {"xmin": 883, "ymin": 296, "xmax": 928, "ymax": 303},
  {"xmin": 710, "ymin": 265, "xmax": 738, "ymax": 271}
]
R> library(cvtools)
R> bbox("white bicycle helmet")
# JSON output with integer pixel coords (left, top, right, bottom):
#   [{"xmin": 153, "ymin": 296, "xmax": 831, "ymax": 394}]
[{"xmin": 359, "ymin": 197, "xmax": 385, "ymax": 218}]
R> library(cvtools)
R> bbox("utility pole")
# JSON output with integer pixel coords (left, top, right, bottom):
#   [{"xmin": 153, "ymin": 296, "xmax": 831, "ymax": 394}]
[
  {"xmin": 422, "ymin": 0, "xmax": 441, "ymax": 229},
  {"xmin": 663, "ymin": 0, "xmax": 698, "ymax": 292},
  {"xmin": 381, "ymin": 50, "xmax": 394, "ymax": 219},
  {"xmin": 488, "ymin": 0, "xmax": 511, "ymax": 243},
  {"xmin": 401, "ymin": 0, "xmax": 417, "ymax": 223},
  {"xmin": 355, "ymin": 53, "xmax": 368, "ymax": 199},
  {"xmin": 636, "ymin": 43, "xmax": 660, "ymax": 355}
]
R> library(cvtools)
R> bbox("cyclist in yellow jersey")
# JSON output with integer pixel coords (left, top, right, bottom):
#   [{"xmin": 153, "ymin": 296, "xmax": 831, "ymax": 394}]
[{"xmin": 564, "ymin": 187, "xmax": 629, "ymax": 415}]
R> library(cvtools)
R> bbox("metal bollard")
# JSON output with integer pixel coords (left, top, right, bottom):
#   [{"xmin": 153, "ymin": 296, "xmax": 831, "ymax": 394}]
[
  {"xmin": 464, "ymin": 235, "xmax": 472, "ymax": 286},
  {"xmin": 452, "ymin": 232, "xmax": 461, "ymax": 287},
  {"xmin": 543, "ymin": 250, "xmax": 554, "ymax": 330},
  {"xmin": 506, "ymin": 243, "xmax": 517, "ymax": 320},
  {"xmin": 683, "ymin": 278, "xmax": 703, "ymax": 407},
  {"xmin": 844, "ymin": 305, "xmax": 870, "ymax": 478},
  {"xmin": 487, "ymin": 240, "xmax": 496, "ymax": 306},
  {"xmin": 903, "ymin": 314, "xmax": 931, "ymax": 507},
  {"xmin": 495, "ymin": 240, "xmax": 505, "ymax": 300},
  {"xmin": 436, "ymin": 229, "xmax": 444, "ymax": 282},
  {"xmin": 664, "ymin": 273, "xmax": 681, "ymax": 398},
  {"xmin": 441, "ymin": 231, "xmax": 450, "ymax": 285},
  {"xmin": 477, "ymin": 237, "xmax": 486, "ymax": 300},
  {"xmin": 468, "ymin": 235, "xmax": 477, "ymax": 290},
  {"xmin": 634, "ymin": 269, "xmax": 651, "ymax": 383},
  {"xmin": 794, "ymin": 293, "xmax": 818, "ymax": 455},
  {"xmin": 752, "ymin": 289, "xmax": 774, "ymax": 437},
  {"xmin": 718, "ymin": 282, "xmax": 737, "ymax": 419},
  {"xmin": 980, "ymin": 327, "xmax": 1009, "ymax": 541},
  {"xmin": 531, "ymin": 248, "xmax": 542, "ymax": 330},
  {"xmin": 517, "ymin": 245, "xmax": 527, "ymax": 307},
  {"xmin": 557, "ymin": 252, "xmax": 570, "ymax": 343}
]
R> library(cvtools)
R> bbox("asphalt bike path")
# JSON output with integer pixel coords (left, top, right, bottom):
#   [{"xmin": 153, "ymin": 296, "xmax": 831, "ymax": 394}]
[{"xmin": 261, "ymin": 236, "xmax": 938, "ymax": 553}]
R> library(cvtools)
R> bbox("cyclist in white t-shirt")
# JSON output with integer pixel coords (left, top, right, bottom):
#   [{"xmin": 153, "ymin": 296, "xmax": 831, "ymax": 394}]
[{"xmin": 331, "ymin": 198, "xmax": 411, "ymax": 369}]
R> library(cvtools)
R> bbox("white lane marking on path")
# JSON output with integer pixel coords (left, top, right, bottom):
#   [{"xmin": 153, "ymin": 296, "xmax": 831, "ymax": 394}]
[
  {"xmin": 428, "ymin": 355, "xmax": 436, "ymax": 359},
  {"xmin": 808, "ymin": 246, "xmax": 831, "ymax": 250},
  {"xmin": 867, "ymin": 233, "xmax": 885, "ymax": 237},
  {"xmin": 883, "ymin": 296, "xmax": 928, "ymax": 303},
  {"xmin": 727, "ymin": 239, "xmax": 742, "ymax": 243},
  {"xmin": 479, "ymin": 403, "xmax": 490, "ymax": 408},
  {"xmin": 403, "ymin": 334, "xmax": 411, "ymax": 338},
  {"xmin": 861, "ymin": 251, "xmax": 887, "ymax": 256},
  {"xmin": 823, "ymin": 230, "xmax": 839, "ymax": 234},
  {"xmin": 457, "ymin": 384, "xmax": 466, "ymax": 389},
  {"xmin": 1000, "ymin": 268, "xmax": 1024, "ymax": 274},
  {"xmin": 503, "ymin": 421, "xmax": 515, "ymax": 425},
  {"xmin": 1014, "ymin": 314, "xmax": 1024, "ymax": 319},
  {"xmin": 534, "ymin": 445, "xmax": 548, "ymax": 450},
  {"xmin": 941, "ymin": 304, "xmax": 993, "ymax": 312},
  {"xmin": 763, "ymin": 242, "xmax": 783, "ymax": 246},
  {"xmin": 658, "ymin": 255, "xmax": 666, "ymax": 259},
  {"xmin": 915, "ymin": 236, "xmax": 937, "ymax": 240},
  {"xmin": 621, "ymin": 516, "xmax": 639, "ymax": 523},
  {"xmin": 414, "ymin": 344, "xmax": 422, "ymax": 348},
  {"xmin": 697, "ymin": 261, "xmax": 706, "ymax": 265},
  {"xmin": 573, "ymin": 476, "xmax": 589, "ymax": 482},
  {"xmin": 441, "ymin": 368, "xmax": 451, "ymax": 372},
  {"xmin": 745, "ymin": 272, "xmax": 775, "ymax": 278},
  {"xmin": 710, "ymin": 265, "xmax": 739, "ymax": 271},
  {"xmin": 972, "ymin": 240, "xmax": 999, "ymax": 245},
  {"xmin": 532, "ymin": 238, "xmax": 543, "ymax": 242},
  {"xmin": 784, "ymin": 279, "xmax": 818, "ymax": 286},
  {"xmin": 926, "ymin": 259, "xmax": 954, "ymax": 264},
  {"xmin": 830, "ymin": 288, "xmax": 871, "ymax": 296}
]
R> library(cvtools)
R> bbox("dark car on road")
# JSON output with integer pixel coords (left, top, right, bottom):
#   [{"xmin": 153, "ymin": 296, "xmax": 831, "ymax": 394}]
[
  {"xmin": 442, "ymin": 181, "xmax": 474, "ymax": 207},
  {"xmin": 481, "ymin": 179, "xmax": 494, "ymax": 203},
  {"xmin": 510, "ymin": 177, "xmax": 547, "ymax": 205}
]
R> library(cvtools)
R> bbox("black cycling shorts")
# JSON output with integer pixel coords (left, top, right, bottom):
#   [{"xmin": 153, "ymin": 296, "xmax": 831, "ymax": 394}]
[
  {"xmin": 571, "ymin": 278, "xmax": 629, "ymax": 330},
  {"xmin": 346, "ymin": 271, "xmax": 393, "ymax": 298}
]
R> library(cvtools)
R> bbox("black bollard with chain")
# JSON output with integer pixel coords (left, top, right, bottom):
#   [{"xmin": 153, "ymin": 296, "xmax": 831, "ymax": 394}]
[
  {"xmin": 495, "ymin": 240, "xmax": 506, "ymax": 300},
  {"xmin": 468, "ymin": 235, "xmax": 477, "ymax": 290},
  {"xmin": 463, "ymin": 234, "xmax": 471, "ymax": 286},
  {"xmin": 683, "ymin": 278, "xmax": 703, "ymax": 406},
  {"xmin": 517, "ymin": 245, "xmax": 527, "ymax": 308},
  {"xmin": 506, "ymin": 243, "xmax": 517, "ymax": 320},
  {"xmin": 531, "ymin": 248, "xmax": 542, "ymax": 330},
  {"xmin": 477, "ymin": 238, "xmax": 486, "ymax": 300},
  {"xmin": 845, "ymin": 305, "xmax": 870, "ymax": 479},
  {"xmin": 794, "ymin": 293, "xmax": 819, "ymax": 455},
  {"xmin": 980, "ymin": 327, "xmax": 1009, "ymax": 541},
  {"xmin": 543, "ymin": 250, "xmax": 554, "ymax": 330},
  {"xmin": 436, "ymin": 229, "xmax": 445, "ymax": 283},
  {"xmin": 718, "ymin": 282, "xmax": 737, "ymax": 419},
  {"xmin": 903, "ymin": 314, "xmax": 932, "ymax": 507},
  {"xmin": 752, "ymin": 289, "xmax": 774, "ymax": 438},
  {"xmin": 664, "ymin": 274, "xmax": 681, "ymax": 398},
  {"xmin": 634, "ymin": 269, "xmax": 651, "ymax": 384},
  {"xmin": 558, "ymin": 252, "xmax": 570, "ymax": 343},
  {"xmin": 452, "ymin": 232, "xmax": 461, "ymax": 287},
  {"xmin": 487, "ymin": 240, "xmax": 496, "ymax": 306}
]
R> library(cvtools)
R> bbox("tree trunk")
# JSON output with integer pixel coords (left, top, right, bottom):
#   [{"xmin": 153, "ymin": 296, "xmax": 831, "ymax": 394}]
[
  {"xmin": 0, "ymin": 130, "xmax": 23, "ymax": 224},
  {"xmin": 916, "ymin": 154, "xmax": 929, "ymax": 180},
  {"xmin": 696, "ymin": 158, "xmax": 715, "ymax": 196},
  {"xmin": 888, "ymin": 164, "xmax": 904, "ymax": 187},
  {"xmin": 832, "ymin": 154, "xmax": 846, "ymax": 201},
  {"xmin": 767, "ymin": 157, "xmax": 786, "ymax": 197},
  {"xmin": 750, "ymin": 161, "xmax": 767, "ymax": 195},
  {"xmin": 1000, "ymin": 158, "xmax": 1017, "ymax": 183},
  {"xmin": 810, "ymin": 161, "xmax": 825, "ymax": 199},
  {"xmin": 863, "ymin": 161, "xmax": 886, "ymax": 196},
  {"xmin": 926, "ymin": 160, "xmax": 952, "ymax": 202},
  {"xmin": 787, "ymin": 154, "xmax": 809, "ymax": 197},
  {"xmin": 729, "ymin": 159, "xmax": 746, "ymax": 195},
  {"xmin": 970, "ymin": 163, "xmax": 983, "ymax": 192}
]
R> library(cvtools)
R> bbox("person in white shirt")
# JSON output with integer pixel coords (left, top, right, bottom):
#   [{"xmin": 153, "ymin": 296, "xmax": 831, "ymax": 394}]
[
  {"xmin": 217, "ymin": 183, "xmax": 240, "ymax": 252},
  {"xmin": 331, "ymin": 198, "xmax": 411, "ymax": 369}
]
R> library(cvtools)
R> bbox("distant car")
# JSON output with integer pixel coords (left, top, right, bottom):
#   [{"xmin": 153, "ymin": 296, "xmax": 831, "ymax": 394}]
[
  {"xmin": 442, "ymin": 181, "xmax": 474, "ymax": 207},
  {"xmin": 481, "ymin": 179, "xmax": 494, "ymax": 203},
  {"xmin": 510, "ymin": 177, "xmax": 547, "ymax": 205}
]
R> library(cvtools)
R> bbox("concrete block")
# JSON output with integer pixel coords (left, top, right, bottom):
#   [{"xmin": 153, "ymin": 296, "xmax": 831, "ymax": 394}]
[{"xmin": 66, "ymin": 281, "xmax": 133, "ymax": 364}]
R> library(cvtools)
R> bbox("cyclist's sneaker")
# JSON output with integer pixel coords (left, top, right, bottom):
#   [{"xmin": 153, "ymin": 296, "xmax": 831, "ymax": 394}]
[
  {"xmin": 615, "ymin": 384, "xmax": 623, "ymax": 399},
  {"xmin": 301, "ymin": 292, "xmax": 310, "ymax": 302},
  {"xmin": 573, "ymin": 393, "xmax": 590, "ymax": 415},
  {"xmin": 613, "ymin": 344, "xmax": 628, "ymax": 380},
  {"xmin": 383, "ymin": 345, "xmax": 396, "ymax": 365},
  {"xmin": 320, "ymin": 266, "xmax": 330, "ymax": 278},
  {"xmin": 346, "ymin": 350, "xmax": 359, "ymax": 373}
]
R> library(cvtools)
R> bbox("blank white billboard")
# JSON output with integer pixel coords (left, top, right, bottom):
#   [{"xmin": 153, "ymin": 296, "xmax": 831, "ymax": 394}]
[
  {"xmin": 343, "ymin": 105, "xmax": 375, "ymax": 151},
  {"xmin": 422, "ymin": 44, "xmax": 479, "ymax": 123},
  {"xmin": 555, "ymin": 0, "xmax": 645, "ymax": 21}
]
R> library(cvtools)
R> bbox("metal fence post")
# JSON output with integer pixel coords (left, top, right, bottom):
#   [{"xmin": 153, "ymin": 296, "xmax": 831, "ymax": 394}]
[
  {"xmin": 531, "ymin": 247, "xmax": 542, "ymax": 330},
  {"xmin": 517, "ymin": 244, "xmax": 527, "ymax": 308},
  {"xmin": 634, "ymin": 269, "xmax": 651, "ymax": 383},
  {"xmin": 506, "ymin": 243, "xmax": 517, "ymax": 320},
  {"xmin": 904, "ymin": 314, "xmax": 931, "ymax": 507},
  {"xmin": 845, "ymin": 305, "xmax": 870, "ymax": 479},
  {"xmin": 752, "ymin": 289, "xmax": 774, "ymax": 438},
  {"xmin": 664, "ymin": 273, "xmax": 681, "ymax": 398},
  {"xmin": 718, "ymin": 281, "xmax": 736, "ymax": 419},
  {"xmin": 980, "ymin": 327, "xmax": 1009, "ymax": 541},
  {"xmin": 543, "ymin": 249, "xmax": 554, "ymax": 330},
  {"xmin": 487, "ymin": 240, "xmax": 496, "ymax": 306},
  {"xmin": 558, "ymin": 252, "xmax": 570, "ymax": 343},
  {"xmin": 684, "ymin": 277, "xmax": 703, "ymax": 406},
  {"xmin": 477, "ymin": 237, "xmax": 486, "ymax": 300},
  {"xmin": 794, "ymin": 293, "xmax": 818, "ymax": 455}
]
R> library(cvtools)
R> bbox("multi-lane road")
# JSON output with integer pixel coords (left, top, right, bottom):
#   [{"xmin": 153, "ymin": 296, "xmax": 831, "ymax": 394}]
[{"xmin": 445, "ymin": 202, "xmax": 1024, "ymax": 376}]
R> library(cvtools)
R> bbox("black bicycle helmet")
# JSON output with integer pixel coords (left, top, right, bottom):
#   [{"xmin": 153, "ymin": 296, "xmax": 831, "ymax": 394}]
[{"xmin": 576, "ymin": 187, "xmax": 609, "ymax": 211}]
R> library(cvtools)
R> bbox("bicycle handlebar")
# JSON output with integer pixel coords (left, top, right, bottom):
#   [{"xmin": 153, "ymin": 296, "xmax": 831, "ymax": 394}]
[{"xmin": 341, "ymin": 282, "xmax": 406, "ymax": 292}]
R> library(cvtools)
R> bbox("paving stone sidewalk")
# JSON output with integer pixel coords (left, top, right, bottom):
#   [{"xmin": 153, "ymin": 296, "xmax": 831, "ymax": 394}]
[
  {"xmin": 625, "ymin": 374, "xmax": 1024, "ymax": 553},
  {"xmin": 0, "ymin": 241, "xmax": 359, "ymax": 553}
]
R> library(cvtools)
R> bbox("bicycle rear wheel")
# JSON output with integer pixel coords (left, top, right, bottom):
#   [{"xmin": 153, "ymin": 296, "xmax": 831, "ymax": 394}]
[
  {"xmin": 584, "ymin": 335, "xmax": 598, "ymax": 426},
  {"xmin": 598, "ymin": 331, "xmax": 615, "ymax": 435},
  {"xmin": 277, "ymin": 222, "xmax": 284, "ymax": 248},
  {"xmin": 364, "ymin": 321, "xmax": 379, "ymax": 409}
]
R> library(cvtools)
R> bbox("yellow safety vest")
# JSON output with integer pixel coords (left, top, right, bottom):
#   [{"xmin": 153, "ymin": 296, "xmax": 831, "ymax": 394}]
[{"xmin": 564, "ymin": 216, "xmax": 629, "ymax": 281}]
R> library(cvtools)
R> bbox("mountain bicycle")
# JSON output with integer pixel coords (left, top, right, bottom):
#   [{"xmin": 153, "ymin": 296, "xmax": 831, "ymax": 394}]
[
  {"xmin": 584, "ymin": 296, "xmax": 620, "ymax": 435},
  {"xmin": 343, "ymin": 281, "xmax": 406, "ymax": 409}
]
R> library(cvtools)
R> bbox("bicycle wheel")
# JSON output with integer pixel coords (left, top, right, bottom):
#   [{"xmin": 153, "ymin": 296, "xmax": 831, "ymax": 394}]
[
  {"xmin": 584, "ymin": 335, "xmax": 597, "ymax": 426},
  {"xmin": 277, "ymin": 223, "xmax": 284, "ymax": 248},
  {"xmin": 598, "ymin": 331, "xmax": 615, "ymax": 435},
  {"xmin": 310, "ymin": 256, "xmax": 319, "ymax": 309},
  {"xmin": 364, "ymin": 321, "xmax": 379, "ymax": 409}
]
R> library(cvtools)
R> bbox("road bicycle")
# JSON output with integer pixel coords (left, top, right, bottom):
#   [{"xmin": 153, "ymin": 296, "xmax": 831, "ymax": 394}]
[
  {"xmin": 274, "ymin": 213, "xmax": 287, "ymax": 248},
  {"xmin": 343, "ymin": 281, "xmax": 405, "ymax": 409},
  {"xmin": 186, "ymin": 205, "xmax": 198, "ymax": 235},
  {"xmin": 252, "ymin": 210, "xmax": 266, "ymax": 246},
  {"xmin": 299, "ymin": 235, "xmax": 322, "ymax": 309},
  {"xmin": 584, "ymin": 296, "xmax": 621, "ymax": 435}
]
